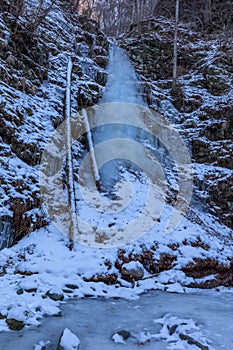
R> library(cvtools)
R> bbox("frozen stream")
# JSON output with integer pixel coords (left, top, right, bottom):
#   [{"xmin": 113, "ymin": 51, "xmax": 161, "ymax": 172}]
[{"xmin": 0, "ymin": 290, "xmax": 232, "ymax": 349}]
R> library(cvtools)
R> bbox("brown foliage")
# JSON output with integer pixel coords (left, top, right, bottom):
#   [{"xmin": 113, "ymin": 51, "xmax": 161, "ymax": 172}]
[
  {"xmin": 182, "ymin": 258, "xmax": 233, "ymax": 288},
  {"xmin": 83, "ymin": 273, "xmax": 118, "ymax": 285},
  {"xmin": 115, "ymin": 249, "xmax": 176, "ymax": 274}
]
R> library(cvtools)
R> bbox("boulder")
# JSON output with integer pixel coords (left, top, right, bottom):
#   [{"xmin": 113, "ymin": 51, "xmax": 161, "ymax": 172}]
[
  {"xmin": 121, "ymin": 261, "xmax": 144, "ymax": 281},
  {"xmin": 46, "ymin": 288, "xmax": 64, "ymax": 302},
  {"xmin": 116, "ymin": 330, "xmax": 131, "ymax": 340}
]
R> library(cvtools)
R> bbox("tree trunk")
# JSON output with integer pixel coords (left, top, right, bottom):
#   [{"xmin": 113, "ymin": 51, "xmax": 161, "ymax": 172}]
[
  {"xmin": 203, "ymin": 0, "xmax": 212, "ymax": 28},
  {"xmin": 71, "ymin": 0, "xmax": 80, "ymax": 11},
  {"xmin": 172, "ymin": 0, "xmax": 179, "ymax": 91}
]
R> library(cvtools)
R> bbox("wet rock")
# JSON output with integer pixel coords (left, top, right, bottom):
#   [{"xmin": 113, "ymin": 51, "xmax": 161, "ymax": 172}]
[
  {"xmin": 82, "ymin": 21, "xmax": 98, "ymax": 35},
  {"xmin": 16, "ymin": 288, "xmax": 24, "ymax": 295},
  {"xmin": 169, "ymin": 324, "xmax": 178, "ymax": 335},
  {"xmin": 6, "ymin": 318, "xmax": 25, "ymax": 330},
  {"xmin": 179, "ymin": 333, "xmax": 209, "ymax": 350},
  {"xmin": 46, "ymin": 289, "xmax": 64, "ymax": 302},
  {"xmin": 116, "ymin": 330, "xmax": 131, "ymax": 340},
  {"xmin": 65, "ymin": 284, "xmax": 79, "ymax": 290},
  {"xmin": 202, "ymin": 121, "xmax": 232, "ymax": 141},
  {"xmin": 0, "ymin": 313, "xmax": 6, "ymax": 320},
  {"xmin": 54, "ymin": 311, "xmax": 63, "ymax": 317}
]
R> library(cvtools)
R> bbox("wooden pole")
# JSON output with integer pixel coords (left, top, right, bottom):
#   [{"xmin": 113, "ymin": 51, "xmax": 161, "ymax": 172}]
[{"xmin": 65, "ymin": 57, "xmax": 77, "ymax": 247}]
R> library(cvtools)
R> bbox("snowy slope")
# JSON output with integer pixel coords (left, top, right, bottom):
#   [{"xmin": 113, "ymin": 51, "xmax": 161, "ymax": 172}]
[{"xmin": 0, "ymin": 0, "xmax": 108, "ymax": 247}]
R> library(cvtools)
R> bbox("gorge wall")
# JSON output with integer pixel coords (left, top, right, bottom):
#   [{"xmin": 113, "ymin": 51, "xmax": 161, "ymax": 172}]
[{"xmin": 119, "ymin": 17, "xmax": 233, "ymax": 229}]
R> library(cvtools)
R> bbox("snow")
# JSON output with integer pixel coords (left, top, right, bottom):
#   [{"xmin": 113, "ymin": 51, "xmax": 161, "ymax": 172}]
[
  {"xmin": 0, "ymin": 203, "xmax": 232, "ymax": 334},
  {"xmin": 34, "ymin": 340, "xmax": 51, "ymax": 350},
  {"xmin": 112, "ymin": 333, "xmax": 126, "ymax": 344},
  {"xmin": 59, "ymin": 328, "xmax": 80, "ymax": 350},
  {"xmin": 121, "ymin": 260, "xmax": 144, "ymax": 272},
  {"xmin": 153, "ymin": 314, "xmax": 213, "ymax": 350}
]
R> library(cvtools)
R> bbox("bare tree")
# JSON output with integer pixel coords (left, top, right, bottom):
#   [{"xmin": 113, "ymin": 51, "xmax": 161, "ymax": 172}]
[
  {"xmin": 172, "ymin": 0, "xmax": 179, "ymax": 90},
  {"xmin": 9, "ymin": 0, "xmax": 25, "ymax": 18},
  {"xmin": 86, "ymin": 0, "xmax": 160, "ymax": 36},
  {"xmin": 71, "ymin": 0, "xmax": 80, "ymax": 11},
  {"xmin": 203, "ymin": 0, "xmax": 212, "ymax": 27}
]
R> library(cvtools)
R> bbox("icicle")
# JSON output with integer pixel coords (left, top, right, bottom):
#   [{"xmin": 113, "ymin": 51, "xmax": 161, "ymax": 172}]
[
  {"xmin": 82, "ymin": 109, "xmax": 101, "ymax": 191},
  {"xmin": 0, "ymin": 218, "xmax": 13, "ymax": 250}
]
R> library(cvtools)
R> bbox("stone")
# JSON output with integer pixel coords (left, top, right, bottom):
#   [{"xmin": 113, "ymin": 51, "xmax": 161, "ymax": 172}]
[
  {"xmin": 179, "ymin": 333, "xmax": 209, "ymax": 350},
  {"xmin": 121, "ymin": 261, "xmax": 144, "ymax": 280},
  {"xmin": 46, "ymin": 289, "xmax": 64, "ymax": 302},
  {"xmin": 117, "ymin": 330, "xmax": 131, "ymax": 340},
  {"xmin": 65, "ymin": 284, "xmax": 79, "ymax": 290},
  {"xmin": 6, "ymin": 318, "xmax": 25, "ymax": 330},
  {"xmin": 169, "ymin": 324, "xmax": 178, "ymax": 335},
  {"xmin": 16, "ymin": 288, "xmax": 24, "ymax": 295}
]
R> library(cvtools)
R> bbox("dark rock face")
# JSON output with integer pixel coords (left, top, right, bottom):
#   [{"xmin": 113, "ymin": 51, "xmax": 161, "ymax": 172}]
[
  {"xmin": 121, "ymin": 21, "xmax": 173, "ymax": 81},
  {"xmin": 120, "ymin": 17, "xmax": 233, "ymax": 230}
]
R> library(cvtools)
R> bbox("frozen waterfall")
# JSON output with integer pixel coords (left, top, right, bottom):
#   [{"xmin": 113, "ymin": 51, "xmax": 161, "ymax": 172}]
[
  {"xmin": 101, "ymin": 45, "xmax": 144, "ymax": 105},
  {"xmin": 92, "ymin": 45, "xmax": 146, "ymax": 192}
]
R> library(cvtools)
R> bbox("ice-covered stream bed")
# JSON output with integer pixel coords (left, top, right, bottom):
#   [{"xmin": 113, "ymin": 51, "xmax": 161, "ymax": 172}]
[{"xmin": 0, "ymin": 290, "xmax": 232, "ymax": 349}]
